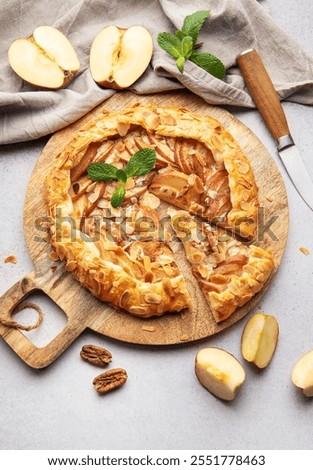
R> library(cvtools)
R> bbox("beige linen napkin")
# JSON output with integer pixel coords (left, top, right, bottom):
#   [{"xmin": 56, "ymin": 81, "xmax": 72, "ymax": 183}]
[{"xmin": 1, "ymin": 0, "xmax": 313, "ymax": 144}]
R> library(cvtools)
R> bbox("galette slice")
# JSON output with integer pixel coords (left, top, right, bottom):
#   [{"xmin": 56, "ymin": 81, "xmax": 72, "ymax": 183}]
[{"xmin": 169, "ymin": 210, "xmax": 274, "ymax": 323}]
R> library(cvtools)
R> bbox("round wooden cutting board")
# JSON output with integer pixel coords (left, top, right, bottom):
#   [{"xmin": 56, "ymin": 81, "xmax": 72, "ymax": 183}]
[{"xmin": 0, "ymin": 91, "xmax": 288, "ymax": 368}]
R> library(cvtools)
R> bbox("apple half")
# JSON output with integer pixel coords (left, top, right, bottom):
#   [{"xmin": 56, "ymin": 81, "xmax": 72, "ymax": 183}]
[
  {"xmin": 241, "ymin": 313, "xmax": 279, "ymax": 369},
  {"xmin": 90, "ymin": 25, "xmax": 153, "ymax": 89},
  {"xmin": 292, "ymin": 350, "xmax": 313, "ymax": 397},
  {"xmin": 195, "ymin": 347, "xmax": 245, "ymax": 401},
  {"xmin": 8, "ymin": 25, "xmax": 80, "ymax": 89}
]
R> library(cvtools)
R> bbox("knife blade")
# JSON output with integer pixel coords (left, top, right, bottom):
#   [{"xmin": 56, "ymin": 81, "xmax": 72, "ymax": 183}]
[{"xmin": 236, "ymin": 48, "xmax": 313, "ymax": 212}]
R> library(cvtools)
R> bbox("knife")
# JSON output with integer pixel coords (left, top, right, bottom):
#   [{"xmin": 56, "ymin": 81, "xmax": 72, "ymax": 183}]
[{"xmin": 236, "ymin": 48, "xmax": 313, "ymax": 212}]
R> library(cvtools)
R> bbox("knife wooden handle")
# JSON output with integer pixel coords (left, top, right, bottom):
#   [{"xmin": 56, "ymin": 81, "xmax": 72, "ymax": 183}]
[{"xmin": 236, "ymin": 49, "xmax": 291, "ymax": 142}]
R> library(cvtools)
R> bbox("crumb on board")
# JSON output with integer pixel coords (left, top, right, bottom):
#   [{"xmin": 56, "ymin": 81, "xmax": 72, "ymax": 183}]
[
  {"xmin": 299, "ymin": 247, "xmax": 310, "ymax": 256},
  {"xmin": 141, "ymin": 325, "xmax": 156, "ymax": 332},
  {"xmin": 180, "ymin": 311, "xmax": 188, "ymax": 320},
  {"xmin": 266, "ymin": 195, "xmax": 273, "ymax": 202},
  {"xmin": 4, "ymin": 255, "xmax": 17, "ymax": 264},
  {"xmin": 180, "ymin": 334, "xmax": 189, "ymax": 342}
]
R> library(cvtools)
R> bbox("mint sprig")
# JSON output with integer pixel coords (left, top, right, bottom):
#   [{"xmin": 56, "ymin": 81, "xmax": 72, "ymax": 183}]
[
  {"xmin": 87, "ymin": 148, "xmax": 157, "ymax": 208},
  {"xmin": 157, "ymin": 10, "xmax": 226, "ymax": 78}
]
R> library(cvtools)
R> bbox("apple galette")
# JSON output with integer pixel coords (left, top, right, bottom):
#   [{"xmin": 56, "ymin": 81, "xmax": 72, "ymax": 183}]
[{"xmin": 45, "ymin": 104, "xmax": 274, "ymax": 321}]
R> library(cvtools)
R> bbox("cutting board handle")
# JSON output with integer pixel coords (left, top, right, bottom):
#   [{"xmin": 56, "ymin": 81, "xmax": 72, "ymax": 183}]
[{"xmin": 0, "ymin": 271, "xmax": 86, "ymax": 368}]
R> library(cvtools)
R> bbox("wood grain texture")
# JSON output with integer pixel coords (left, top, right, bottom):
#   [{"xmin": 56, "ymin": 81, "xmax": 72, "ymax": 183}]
[
  {"xmin": 0, "ymin": 91, "xmax": 289, "ymax": 368},
  {"xmin": 236, "ymin": 49, "xmax": 291, "ymax": 141}
]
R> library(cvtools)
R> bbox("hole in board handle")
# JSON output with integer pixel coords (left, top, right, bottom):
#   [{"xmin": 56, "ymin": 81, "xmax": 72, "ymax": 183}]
[{"xmin": 12, "ymin": 292, "xmax": 68, "ymax": 347}]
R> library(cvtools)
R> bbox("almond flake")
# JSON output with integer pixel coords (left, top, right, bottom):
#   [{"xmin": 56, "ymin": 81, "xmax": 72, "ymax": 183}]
[
  {"xmin": 105, "ymin": 119, "xmax": 117, "ymax": 129},
  {"xmin": 117, "ymin": 121, "xmax": 130, "ymax": 137},
  {"xmin": 299, "ymin": 247, "xmax": 310, "ymax": 256},
  {"xmin": 86, "ymin": 181, "xmax": 97, "ymax": 193},
  {"xmin": 4, "ymin": 255, "xmax": 17, "ymax": 264},
  {"xmin": 211, "ymin": 134, "xmax": 223, "ymax": 152},
  {"xmin": 140, "ymin": 192, "xmax": 160, "ymax": 209},
  {"xmin": 87, "ymin": 187, "xmax": 102, "ymax": 204},
  {"xmin": 187, "ymin": 174, "xmax": 196, "ymax": 186},
  {"xmin": 125, "ymin": 225, "xmax": 135, "ymax": 235},
  {"xmin": 129, "ymin": 305, "xmax": 149, "ymax": 315},
  {"xmin": 125, "ymin": 178, "xmax": 135, "ymax": 190},
  {"xmin": 238, "ymin": 163, "xmax": 250, "ymax": 174},
  {"xmin": 119, "ymin": 291, "xmax": 130, "ymax": 308},
  {"xmin": 197, "ymin": 263, "xmax": 209, "ymax": 278},
  {"xmin": 146, "ymin": 114, "xmax": 160, "ymax": 129},
  {"xmin": 208, "ymin": 189, "xmax": 217, "ymax": 200},
  {"xmin": 163, "ymin": 265, "xmax": 176, "ymax": 276},
  {"xmin": 158, "ymin": 167, "xmax": 170, "ymax": 174},
  {"xmin": 48, "ymin": 251, "xmax": 59, "ymax": 261},
  {"xmin": 66, "ymin": 260, "xmax": 77, "ymax": 271},
  {"xmin": 144, "ymin": 293, "xmax": 162, "ymax": 304},
  {"xmin": 161, "ymin": 114, "xmax": 176, "ymax": 126},
  {"xmin": 115, "ymin": 142, "xmax": 125, "ymax": 152},
  {"xmin": 157, "ymin": 254, "xmax": 173, "ymax": 265},
  {"xmin": 141, "ymin": 325, "xmax": 156, "ymax": 332},
  {"xmin": 217, "ymin": 234, "xmax": 231, "ymax": 242},
  {"xmin": 97, "ymin": 198, "xmax": 110, "ymax": 209}
]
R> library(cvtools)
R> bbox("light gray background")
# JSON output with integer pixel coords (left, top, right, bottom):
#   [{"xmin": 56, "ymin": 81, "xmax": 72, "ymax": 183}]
[{"xmin": 1, "ymin": 0, "xmax": 313, "ymax": 450}]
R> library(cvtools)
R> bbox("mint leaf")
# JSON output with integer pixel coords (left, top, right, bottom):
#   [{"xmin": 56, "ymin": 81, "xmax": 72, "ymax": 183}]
[
  {"xmin": 175, "ymin": 30, "xmax": 186, "ymax": 41},
  {"xmin": 181, "ymin": 10, "xmax": 210, "ymax": 45},
  {"xmin": 116, "ymin": 169, "xmax": 127, "ymax": 184},
  {"xmin": 181, "ymin": 36, "xmax": 193, "ymax": 59},
  {"xmin": 111, "ymin": 186, "xmax": 126, "ymax": 208},
  {"xmin": 176, "ymin": 56, "xmax": 185, "ymax": 73},
  {"xmin": 157, "ymin": 32, "xmax": 182, "ymax": 59},
  {"xmin": 125, "ymin": 148, "xmax": 156, "ymax": 177},
  {"xmin": 87, "ymin": 162, "xmax": 118, "ymax": 181},
  {"xmin": 190, "ymin": 51, "xmax": 226, "ymax": 79}
]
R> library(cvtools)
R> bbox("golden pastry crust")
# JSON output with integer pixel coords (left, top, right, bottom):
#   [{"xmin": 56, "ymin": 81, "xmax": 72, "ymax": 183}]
[
  {"xmin": 170, "ymin": 210, "xmax": 274, "ymax": 323},
  {"xmin": 45, "ymin": 103, "xmax": 260, "ymax": 319},
  {"xmin": 46, "ymin": 209, "xmax": 190, "ymax": 318}
]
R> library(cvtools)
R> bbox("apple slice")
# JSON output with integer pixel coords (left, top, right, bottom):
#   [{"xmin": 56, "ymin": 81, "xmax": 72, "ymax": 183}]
[
  {"xmin": 90, "ymin": 25, "xmax": 153, "ymax": 89},
  {"xmin": 8, "ymin": 25, "xmax": 80, "ymax": 89},
  {"xmin": 292, "ymin": 350, "xmax": 313, "ymax": 397},
  {"xmin": 241, "ymin": 313, "xmax": 279, "ymax": 369},
  {"xmin": 195, "ymin": 347, "xmax": 245, "ymax": 401}
]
